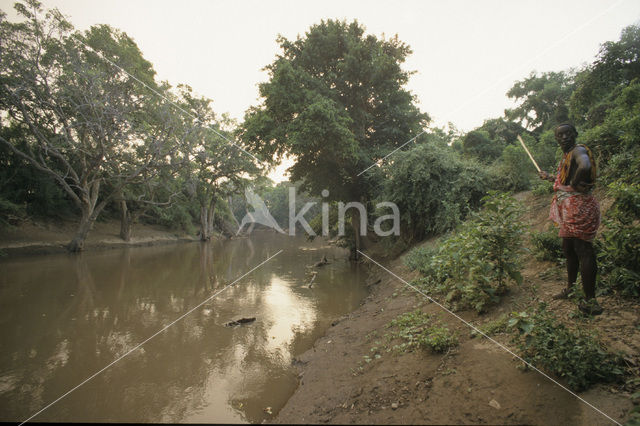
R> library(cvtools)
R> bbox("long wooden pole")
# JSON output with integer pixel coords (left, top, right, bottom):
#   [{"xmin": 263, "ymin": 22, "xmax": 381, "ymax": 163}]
[{"xmin": 517, "ymin": 135, "xmax": 541, "ymax": 173}]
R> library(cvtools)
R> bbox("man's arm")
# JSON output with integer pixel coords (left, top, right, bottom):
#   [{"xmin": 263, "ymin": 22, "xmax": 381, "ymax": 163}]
[{"xmin": 570, "ymin": 146, "xmax": 594, "ymax": 192}]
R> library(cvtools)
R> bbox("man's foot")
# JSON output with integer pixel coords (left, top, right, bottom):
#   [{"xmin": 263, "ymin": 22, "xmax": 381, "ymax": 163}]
[
  {"xmin": 578, "ymin": 299, "xmax": 603, "ymax": 316},
  {"xmin": 552, "ymin": 287, "xmax": 571, "ymax": 300}
]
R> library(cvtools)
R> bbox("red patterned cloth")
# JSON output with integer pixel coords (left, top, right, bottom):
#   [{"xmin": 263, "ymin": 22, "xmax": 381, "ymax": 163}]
[{"xmin": 549, "ymin": 155, "xmax": 600, "ymax": 242}]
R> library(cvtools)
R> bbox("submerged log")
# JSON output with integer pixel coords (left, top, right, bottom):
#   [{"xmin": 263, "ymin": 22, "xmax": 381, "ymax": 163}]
[
  {"xmin": 311, "ymin": 255, "xmax": 330, "ymax": 268},
  {"xmin": 224, "ymin": 317, "xmax": 256, "ymax": 327},
  {"xmin": 307, "ymin": 273, "xmax": 318, "ymax": 288}
]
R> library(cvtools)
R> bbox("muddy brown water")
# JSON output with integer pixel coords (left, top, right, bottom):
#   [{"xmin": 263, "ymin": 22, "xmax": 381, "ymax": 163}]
[{"xmin": 0, "ymin": 231, "xmax": 368, "ymax": 423}]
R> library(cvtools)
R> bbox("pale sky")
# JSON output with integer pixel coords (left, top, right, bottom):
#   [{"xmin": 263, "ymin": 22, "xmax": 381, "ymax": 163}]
[{"xmin": 2, "ymin": 0, "xmax": 639, "ymax": 181}]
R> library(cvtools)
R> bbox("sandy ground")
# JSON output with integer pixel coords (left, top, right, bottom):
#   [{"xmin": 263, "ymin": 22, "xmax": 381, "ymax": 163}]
[
  {"xmin": 0, "ymin": 218, "xmax": 200, "ymax": 256},
  {"xmin": 273, "ymin": 191, "xmax": 639, "ymax": 425}
]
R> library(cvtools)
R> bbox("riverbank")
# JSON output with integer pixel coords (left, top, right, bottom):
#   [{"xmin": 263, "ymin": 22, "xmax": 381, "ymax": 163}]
[
  {"xmin": 273, "ymin": 191, "xmax": 638, "ymax": 425},
  {"xmin": 0, "ymin": 219, "xmax": 201, "ymax": 256}
]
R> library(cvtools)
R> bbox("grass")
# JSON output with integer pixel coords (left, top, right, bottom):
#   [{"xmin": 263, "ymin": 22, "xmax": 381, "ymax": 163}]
[{"xmin": 387, "ymin": 309, "xmax": 458, "ymax": 354}]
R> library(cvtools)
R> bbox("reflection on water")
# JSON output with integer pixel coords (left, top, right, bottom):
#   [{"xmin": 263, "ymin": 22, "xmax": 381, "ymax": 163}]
[{"xmin": 0, "ymin": 231, "xmax": 368, "ymax": 423}]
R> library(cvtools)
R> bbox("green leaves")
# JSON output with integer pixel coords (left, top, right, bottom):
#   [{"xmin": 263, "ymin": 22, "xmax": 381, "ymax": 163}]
[
  {"xmin": 506, "ymin": 70, "xmax": 575, "ymax": 133},
  {"xmin": 530, "ymin": 228, "xmax": 564, "ymax": 262},
  {"xmin": 387, "ymin": 310, "xmax": 458, "ymax": 354},
  {"xmin": 384, "ymin": 135, "xmax": 489, "ymax": 242},
  {"xmin": 509, "ymin": 304, "xmax": 625, "ymax": 391},
  {"xmin": 405, "ymin": 192, "xmax": 525, "ymax": 313},
  {"xmin": 597, "ymin": 182, "xmax": 640, "ymax": 297},
  {"xmin": 241, "ymin": 19, "xmax": 427, "ymax": 203}
]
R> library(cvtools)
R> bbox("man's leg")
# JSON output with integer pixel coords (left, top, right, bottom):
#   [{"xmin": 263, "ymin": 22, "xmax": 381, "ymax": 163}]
[
  {"xmin": 553, "ymin": 238, "xmax": 579, "ymax": 299},
  {"xmin": 573, "ymin": 239, "xmax": 597, "ymax": 299},
  {"xmin": 573, "ymin": 239, "xmax": 602, "ymax": 315}
]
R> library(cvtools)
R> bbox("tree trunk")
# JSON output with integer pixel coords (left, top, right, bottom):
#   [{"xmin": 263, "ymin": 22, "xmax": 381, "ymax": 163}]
[
  {"xmin": 200, "ymin": 205, "xmax": 209, "ymax": 241},
  {"xmin": 350, "ymin": 211, "xmax": 363, "ymax": 260},
  {"xmin": 206, "ymin": 198, "xmax": 216, "ymax": 239},
  {"xmin": 67, "ymin": 184, "xmax": 108, "ymax": 252},
  {"xmin": 68, "ymin": 210, "xmax": 95, "ymax": 252},
  {"xmin": 119, "ymin": 200, "xmax": 132, "ymax": 242},
  {"xmin": 228, "ymin": 196, "xmax": 240, "ymax": 228}
]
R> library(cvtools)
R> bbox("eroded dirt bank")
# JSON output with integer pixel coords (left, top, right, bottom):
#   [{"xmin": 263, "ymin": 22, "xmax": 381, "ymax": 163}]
[
  {"xmin": 0, "ymin": 219, "xmax": 200, "ymax": 256},
  {"xmin": 274, "ymin": 193, "xmax": 638, "ymax": 425}
]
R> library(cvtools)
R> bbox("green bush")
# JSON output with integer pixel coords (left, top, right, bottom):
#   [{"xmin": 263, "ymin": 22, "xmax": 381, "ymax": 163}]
[
  {"xmin": 149, "ymin": 195, "xmax": 199, "ymax": 234},
  {"xmin": 579, "ymin": 80, "xmax": 640, "ymax": 185},
  {"xmin": 413, "ymin": 192, "xmax": 525, "ymax": 313},
  {"xmin": 403, "ymin": 244, "xmax": 437, "ymax": 274},
  {"xmin": 597, "ymin": 181, "xmax": 640, "ymax": 296},
  {"xmin": 388, "ymin": 309, "xmax": 458, "ymax": 353},
  {"xmin": 530, "ymin": 228, "xmax": 564, "ymax": 262},
  {"xmin": 0, "ymin": 196, "xmax": 24, "ymax": 229},
  {"xmin": 470, "ymin": 313, "xmax": 510, "ymax": 338},
  {"xmin": 508, "ymin": 304, "xmax": 625, "ymax": 391},
  {"xmin": 488, "ymin": 144, "xmax": 534, "ymax": 192},
  {"xmin": 461, "ymin": 129, "xmax": 504, "ymax": 163},
  {"xmin": 531, "ymin": 179, "xmax": 554, "ymax": 196},
  {"xmin": 383, "ymin": 136, "xmax": 488, "ymax": 242}
]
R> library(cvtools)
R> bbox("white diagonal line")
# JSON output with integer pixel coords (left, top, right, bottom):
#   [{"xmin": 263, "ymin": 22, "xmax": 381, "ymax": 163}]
[
  {"xmin": 357, "ymin": 130, "xmax": 426, "ymax": 176},
  {"xmin": 358, "ymin": 250, "xmax": 621, "ymax": 426},
  {"xmin": 20, "ymin": 249, "xmax": 283, "ymax": 424},
  {"xmin": 73, "ymin": 35, "xmax": 260, "ymax": 163}
]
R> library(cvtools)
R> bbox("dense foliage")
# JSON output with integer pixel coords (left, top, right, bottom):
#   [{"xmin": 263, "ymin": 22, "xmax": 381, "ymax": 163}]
[
  {"xmin": 530, "ymin": 227, "xmax": 564, "ymax": 262},
  {"xmin": 597, "ymin": 182, "xmax": 640, "ymax": 297},
  {"xmin": 505, "ymin": 71, "xmax": 575, "ymax": 134},
  {"xmin": 405, "ymin": 192, "xmax": 525, "ymax": 313},
  {"xmin": 382, "ymin": 133, "xmax": 488, "ymax": 242},
  {"xmin": 508, "ymin": 304, "xmax": 624, "ymax": 391},
  {"xmin": 240, "ymin": 19, "xmax": 428, "ymax": 256},
  {"xmin": 0, "ymin": 1, "xmax": 257, "ymax": 248}
]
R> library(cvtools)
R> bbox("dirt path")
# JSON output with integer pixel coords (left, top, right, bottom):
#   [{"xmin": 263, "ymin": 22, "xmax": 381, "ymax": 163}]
[{"xmin": 274, "ymin": 192, "xmax": 638, "ymax": 425}]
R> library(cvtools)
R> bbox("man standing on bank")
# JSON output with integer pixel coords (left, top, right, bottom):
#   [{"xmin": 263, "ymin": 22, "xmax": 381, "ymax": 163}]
[{"xmin": 539, "ymin": 123, "xmax": 603, "ymax": 315}]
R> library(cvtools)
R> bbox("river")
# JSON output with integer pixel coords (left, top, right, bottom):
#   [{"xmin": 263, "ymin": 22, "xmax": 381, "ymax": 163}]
[{"xmin": 0, "ymin": 231, "xmax": 369, "ymax": 423}]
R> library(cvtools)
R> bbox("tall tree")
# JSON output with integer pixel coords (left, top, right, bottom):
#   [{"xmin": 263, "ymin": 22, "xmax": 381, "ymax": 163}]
[
  {"xmin": 0, "ymin": 1, "xmax": 175, "ymax": 251},
  {"xmin": 461, "ymin": 130, "xmax": 503, "ymax": 163},
  {"xmin": 113, "ymin": 90, "xmax": 188, "ymax": 241},
  {"xmin": 178, "ymin": 86, "xmax": 259, "ymax": 241},
  {"xmin": 240, "ymin": 19, "xmax": 428, "ymax": 257},
  {"xmin": 505, "ymin": 71, "xmax": 575, "ymax": 133},
  {"xmin": 570, "ymin": 24, "xmax": 640, "ymax": 127}
]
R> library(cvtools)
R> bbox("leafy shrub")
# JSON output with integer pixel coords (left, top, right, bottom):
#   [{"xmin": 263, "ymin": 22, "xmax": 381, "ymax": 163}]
[
  {"xmin": 403, "ymin": 244, "xmax": 437, "ymax": 274},
  {"xmin": 626, "ymin": 389, "xmax": 640, "ymax": 426},
  {"xmin": 461, "ymin": 129, "xmax": 504, "ymax": 163},
  {"xmin": 0, "ymin": 196, "xmax": 25, "ymax": 229},
  {"xmin": 508, "ymin": 304, "xmax": 625, "ymax": 391},
  {"xmin": 413, "ymin": 192, "xmax": 525, "ymax": 313},
  {"xmin": 383, "ymin": 136, "xmax": 488, "ymax": 242},
  {"xmin": 388, "ymin": 310, "xmax": 458, "ymax": 353},
  {"xmin": 149, "ymin": 195, "xmax": 199, "ymax": 234},
  {"xmin": 530, "ymin": 130, "xmax": 562, "ymax": 174},
  {"xmin": 470, "ymin": 313, "xmax": 510, "ymax": 338},
  {"xmin": 488, "ymin": 144, "xmax": 534, "ymax": 192},
  {"xmin": 530, "ymin": 228, "xmax": 564, "ymax": 261},
  {"xmin": 597, "ymin": 181, "xmax": 640, "ymax": 296},
  {"xmin": 531, "ymin": 179, "xmax": 553, "ymax": 196},
  {"xmin": 577, "ymin": 79, "xmax": 640, "ymax": 186}
]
